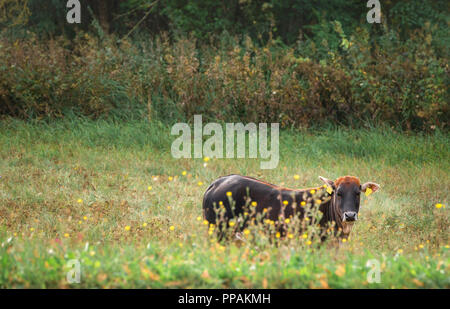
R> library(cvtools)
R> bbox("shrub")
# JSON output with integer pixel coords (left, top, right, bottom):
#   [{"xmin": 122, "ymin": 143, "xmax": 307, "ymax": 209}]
[{"xmin": 0, "ymin": 26, "xmax": 447, "ymax": 131}]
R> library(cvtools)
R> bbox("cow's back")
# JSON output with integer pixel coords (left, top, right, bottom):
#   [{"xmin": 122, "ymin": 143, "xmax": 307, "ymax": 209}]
[{"xmin": 202, "ymin": 174, "xmax": 281, "ymax": 226}]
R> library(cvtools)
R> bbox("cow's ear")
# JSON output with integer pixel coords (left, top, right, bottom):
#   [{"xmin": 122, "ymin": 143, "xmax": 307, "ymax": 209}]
[
  {"xmin": 361, "ymin": 182, "xmax": 380, "ymax": 194},
  {"xmin": 319, "ymin": 176, "xmax": 335, "ymax": 189}
]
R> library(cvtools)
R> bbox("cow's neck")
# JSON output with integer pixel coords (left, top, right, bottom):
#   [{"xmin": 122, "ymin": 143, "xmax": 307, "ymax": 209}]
[{"xmin": 319, "ymin": 194, "xmax": 345, "ymax": 237}]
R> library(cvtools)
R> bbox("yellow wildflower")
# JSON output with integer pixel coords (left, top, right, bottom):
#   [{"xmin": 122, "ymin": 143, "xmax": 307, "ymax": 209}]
[{"xmin": 124, "ymin": 226, "xmax": 131, "ymax": 231}]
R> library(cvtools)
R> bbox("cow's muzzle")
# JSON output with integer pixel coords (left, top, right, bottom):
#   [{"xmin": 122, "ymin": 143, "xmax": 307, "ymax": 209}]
[{"xmin": 343, "ymin": 211, "xmax": 358, "ymax": 222}]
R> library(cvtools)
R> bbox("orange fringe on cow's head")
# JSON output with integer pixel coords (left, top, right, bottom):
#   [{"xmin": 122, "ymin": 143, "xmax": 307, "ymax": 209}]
[{"xmin": 334, "ymin": 176, "xmax": 360, "ymax": 187}]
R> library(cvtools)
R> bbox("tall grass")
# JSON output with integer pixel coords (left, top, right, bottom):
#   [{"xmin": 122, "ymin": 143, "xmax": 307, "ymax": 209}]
[{"xmin": 0, "ymin": 119, "xmax": 448, "ymax": 288}]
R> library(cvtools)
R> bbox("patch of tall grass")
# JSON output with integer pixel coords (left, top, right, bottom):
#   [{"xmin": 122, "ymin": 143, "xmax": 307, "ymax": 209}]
[{"xmin": 0, "ymin": 120, "xmax": 448, "ymax": 287}]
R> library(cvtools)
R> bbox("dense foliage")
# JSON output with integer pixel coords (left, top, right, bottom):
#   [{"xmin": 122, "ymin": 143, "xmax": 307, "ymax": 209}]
[{"xmin": 0, "ymin": 0, "xmax": 448, "ymax": 130}]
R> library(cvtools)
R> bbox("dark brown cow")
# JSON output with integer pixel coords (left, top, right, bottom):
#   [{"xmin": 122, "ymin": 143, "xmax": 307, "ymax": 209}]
[{"xmin": 202, "ymin": 174, "xmax": 380, "ymax": 240}]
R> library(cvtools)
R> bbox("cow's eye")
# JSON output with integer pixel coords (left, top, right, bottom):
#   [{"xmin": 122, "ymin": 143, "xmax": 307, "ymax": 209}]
[
  {"xmin": 337, "ymin": 192, "xmax": 342, "ymax": 197},
  {"xmin": 356, "ymin": 191, "xmax": 360, "ymax": 196}
]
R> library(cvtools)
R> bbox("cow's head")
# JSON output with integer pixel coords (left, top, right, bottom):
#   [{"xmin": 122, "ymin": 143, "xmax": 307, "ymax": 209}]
[{"xmin": 319, "ymin": 176, "xmax": 380, "ymax": 235}]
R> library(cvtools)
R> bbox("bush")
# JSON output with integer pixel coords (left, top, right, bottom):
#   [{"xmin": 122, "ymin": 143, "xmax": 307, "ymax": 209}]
[
  {"xmin": 0, "ymin": 25, "xmax": 447, "ymax": 130},
  {"xmin": 0, "ymin": 33, "xmax": 144, "ymax": 119}
]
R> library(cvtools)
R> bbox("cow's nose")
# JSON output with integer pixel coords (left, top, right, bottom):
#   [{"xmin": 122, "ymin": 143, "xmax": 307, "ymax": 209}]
[{"xmin": 344, "ymin": 212, "xmax": 357, "ymax": 222}]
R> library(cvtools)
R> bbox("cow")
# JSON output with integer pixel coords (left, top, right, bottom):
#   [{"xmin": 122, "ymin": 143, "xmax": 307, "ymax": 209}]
[{"xmin": 202, "ymin": 174, "xmax": 380, "ymax": 241}]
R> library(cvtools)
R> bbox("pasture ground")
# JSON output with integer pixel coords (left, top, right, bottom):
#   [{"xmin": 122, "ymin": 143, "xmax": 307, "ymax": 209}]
[{"xmin": 0, "ymin": 119, "xmax": 448, "ymax": 288}]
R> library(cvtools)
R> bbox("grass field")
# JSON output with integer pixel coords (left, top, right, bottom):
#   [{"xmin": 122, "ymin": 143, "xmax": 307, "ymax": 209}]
[{"xmin": 0, "ymin": 118, "xmax": 448, "ymax": 288}]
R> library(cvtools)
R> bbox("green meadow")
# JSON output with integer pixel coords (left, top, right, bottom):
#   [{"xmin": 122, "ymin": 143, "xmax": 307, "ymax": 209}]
[{"xmin": 0, "ymin": 118, "xmax": 448, "ymax": 288}]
